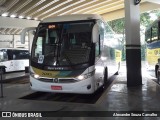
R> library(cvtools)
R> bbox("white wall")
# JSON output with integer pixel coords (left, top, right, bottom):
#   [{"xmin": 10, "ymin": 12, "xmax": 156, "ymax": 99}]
[{"xmin": 0, "ymin": 35, "xmax": 29, "ymax": 49}]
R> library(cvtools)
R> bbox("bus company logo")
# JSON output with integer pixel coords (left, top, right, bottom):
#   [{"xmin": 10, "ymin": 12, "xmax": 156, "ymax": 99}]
[
  {"xmin": 47, "ymin": 67, "xmax": 64, "ymax": 70},
  {"xmin": 53, "ymin": 78, "xmax": 59, "ymax": 83}
]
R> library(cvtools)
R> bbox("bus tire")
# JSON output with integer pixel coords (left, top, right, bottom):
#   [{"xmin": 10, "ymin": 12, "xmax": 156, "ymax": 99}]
[
  {"xmin": 115, "ymin": 62, "xmax": 120, "ymax": 75},
  {"xmin": 103, "ymin": 67, "xmax": 108, "ymax": 89},
  {"xmin": 115, "ymin": 71, "xmax": 119, "ymax": 75},
  {"xmin": 0, "ymin": 68, "xmax": 5, "ymax": 74},
  {"xmin": 157, "ymin": 70, "xmax": 160, "ymax": 84},
  {"xmin": 155, "ymin": 65, "xmax": 159, "ymax": 78}
]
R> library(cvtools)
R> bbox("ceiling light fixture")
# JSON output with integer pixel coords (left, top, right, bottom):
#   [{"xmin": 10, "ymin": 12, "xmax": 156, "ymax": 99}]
[
  {"xmin": 34, "ymin": 17, "xmax": 38, "ymax": 20},
  {"xmin": 2, "ymin": 13, "xmax": 8, "ymax": 17},
  {"xmin": 27, "ymin": 16, "xmax": 31, "ymax": 19},
  {"xmin": 19, "ymin": 15, "xmax": 24, "ymax": 19},
  {"xmin": 10, "ymin": 14, "xmax": 16, "ymax": 18}
]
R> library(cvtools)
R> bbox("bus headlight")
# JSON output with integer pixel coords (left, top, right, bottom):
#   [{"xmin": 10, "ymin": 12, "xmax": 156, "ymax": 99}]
[
  {"xmin": 76, "ymin": 71, "xmax": 95, "ymax": 80},
  {"xmin": 30, "ymin": 72, "xmax": 40, "ymax": 79},
  {"xmin": 34, "ymin": 74, "xmax": 40, "ymax": 79},
  {"xmin": 77, "ymin": 75, "xmax": 85, "ymax": 80}
]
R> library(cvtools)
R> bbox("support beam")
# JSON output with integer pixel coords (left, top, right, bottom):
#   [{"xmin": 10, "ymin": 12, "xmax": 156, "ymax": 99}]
[
  {"xmin": 125, "ymin": 0, "xmax": 142, "ymax": 86},
  {"xmin": 0, "ymin": 16, "xmax": 39, "ymax": 28},
  {"xmin": 145, "ymin": 0, "xmax": 160, "ymax": 4},
  {"xmin": 102, "ymin": 2, "xmax": 160, "ymax": 21}
]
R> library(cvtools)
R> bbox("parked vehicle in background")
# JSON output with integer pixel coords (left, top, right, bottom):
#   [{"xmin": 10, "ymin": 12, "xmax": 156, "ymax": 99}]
[
  {"xmin": 145, "ymin": 18, "xmax": 160, "ymax": 84},
  {"xmin": 0, "ymin": 48, "xmax": 29, "ymax": 73}
]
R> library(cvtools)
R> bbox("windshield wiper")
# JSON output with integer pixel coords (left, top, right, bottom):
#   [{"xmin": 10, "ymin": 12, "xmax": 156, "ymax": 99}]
[{"xmin": 63, "ymin": 53, "xmax": 74, "ymax": 69}]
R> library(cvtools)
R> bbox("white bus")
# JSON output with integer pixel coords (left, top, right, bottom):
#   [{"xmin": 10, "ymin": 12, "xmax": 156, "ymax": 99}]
[
  {"xmin": 0, "ymin": 48, "xmax": 29, "ymax": 73},
  {"xmin": 21, "ymin": 14, "xmax": 122, "ymax": 94}
]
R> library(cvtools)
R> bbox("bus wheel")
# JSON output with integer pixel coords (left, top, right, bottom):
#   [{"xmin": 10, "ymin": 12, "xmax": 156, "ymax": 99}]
[
  {"xmin": 157, "ymin": 70, "xmax": 160, "ymax": 84},
  {"xmin": 155, "ymin": 65, "xmax": 159, "ymax": 78},
  {"xmin": 0, "ymin": 68, "xmax": 5, "ymax": 74},
  {"xmin": 115, "ymin": 71, "xmax": 119, "ymax": 75},
  {"xmin": 103, "ymin": 67, "xmax": 108, "ymax": 89},
  {"xmin": 115, "ymin": 62, "xmax": 120, "ymax": 75}
]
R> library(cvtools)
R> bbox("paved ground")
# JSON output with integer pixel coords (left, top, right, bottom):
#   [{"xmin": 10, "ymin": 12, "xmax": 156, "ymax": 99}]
[{"xmin": 0, "ymin": 62, "xmax": 160, "ymax": 120}]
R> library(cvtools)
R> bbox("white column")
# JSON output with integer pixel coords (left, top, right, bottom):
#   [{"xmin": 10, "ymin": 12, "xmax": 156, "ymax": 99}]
[{"xmin": 125, "ymin": 0, "xmax": 142, "ymax": 86}]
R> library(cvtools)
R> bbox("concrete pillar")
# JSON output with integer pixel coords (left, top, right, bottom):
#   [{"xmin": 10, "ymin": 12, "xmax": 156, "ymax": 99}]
[{"xmin": 124, "ymin": 0, "xmax": 142, "ymax": 86}]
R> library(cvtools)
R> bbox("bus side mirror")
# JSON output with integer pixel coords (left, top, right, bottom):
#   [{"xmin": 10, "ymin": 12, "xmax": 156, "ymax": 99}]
[
  {"xmin": 21, "ymin": 27, "xmax": 36, "ymax": 44},
  {"xmin": 92, "ymin": 23, "xmax": 99, "ymax": 43}
]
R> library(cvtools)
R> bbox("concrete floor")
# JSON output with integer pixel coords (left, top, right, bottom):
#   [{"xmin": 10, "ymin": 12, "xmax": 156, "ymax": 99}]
[
  {"xmin": 0, "ymin": 64, "xmax": 160, "ymax": 120},
  {"xmin": 1, "ymin": 71, "xmax": 28, "ymax": 82}
]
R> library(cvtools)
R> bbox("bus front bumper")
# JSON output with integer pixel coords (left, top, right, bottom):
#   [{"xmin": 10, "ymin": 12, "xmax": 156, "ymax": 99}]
[{"xmin": 30, "ymin": 76, "xmax": 95, "ymax": 94}]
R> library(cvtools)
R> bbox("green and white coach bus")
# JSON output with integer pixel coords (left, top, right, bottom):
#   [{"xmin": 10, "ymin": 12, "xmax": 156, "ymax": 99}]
[{"xmin": 21, "ymin": 14, "xmax": 122, "ymax": 94}]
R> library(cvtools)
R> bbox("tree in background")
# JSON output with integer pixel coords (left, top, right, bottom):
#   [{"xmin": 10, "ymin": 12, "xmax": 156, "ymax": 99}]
[
  {"xmin": 108, "ymin": 19, "xmax": 125, "ymax": 61},
  {"xmin": 108, "ymin": 9, "xmax": 160, "ymax": 61}
]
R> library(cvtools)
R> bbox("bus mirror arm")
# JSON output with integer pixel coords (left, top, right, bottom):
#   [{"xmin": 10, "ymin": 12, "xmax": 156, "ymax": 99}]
[
  {"xmin": 21, "ymin": 27, "xmax": 36, "ymax": 44},
  {"xmin": 92, "ymin": 23, "xmax": 99, "ymax": 43}
]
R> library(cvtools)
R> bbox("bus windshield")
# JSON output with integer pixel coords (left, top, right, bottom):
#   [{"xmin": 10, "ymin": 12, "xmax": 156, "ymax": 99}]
[
  {"xmin": 0, "ymin": 49, "xmax": 8, "ymax": 62},
  {"xmin": 32, "ymin": 21, "xmax": 94, "ymax": 66}
]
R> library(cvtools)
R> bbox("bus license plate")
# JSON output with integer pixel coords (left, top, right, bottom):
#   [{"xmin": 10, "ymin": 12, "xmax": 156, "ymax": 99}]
[{"xmin": 51, "ymin": 86, "xmax": 62, "ymax": 90}]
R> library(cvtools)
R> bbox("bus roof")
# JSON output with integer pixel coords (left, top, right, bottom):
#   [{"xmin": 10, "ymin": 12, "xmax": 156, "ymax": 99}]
[{"xmin": 41, "ymin": 14, "xmax": 104, "ymax": 23}]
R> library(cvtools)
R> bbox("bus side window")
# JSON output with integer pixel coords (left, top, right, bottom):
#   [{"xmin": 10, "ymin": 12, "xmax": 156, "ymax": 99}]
[
  {"xmin": 19, "ymin": 50, "xmax": 29, "ymax": 59},
  {"xmin": 95, "ymin": 39, "xmax": 100, "ymax": 58},
  {"xmin": 158, "ymin": 21, "xmax": 160, "ymax": 40},
  {"xmin": 7, "ymin": 50, "xmax": 13, "ymax": 60},
  {"xmin": 151, "ymin": 23, "xmax": 158, "ymax": 41},
  {"xmin": 13, "ymin": 54, "xmax": 16, "ymax": 59},
  {"xmin": 35, "ymin": 37, "xmax": 43, "ymax": 57},
  {"xmin": 145, "ymin": 28, "xmax": 151, "ymax": 43},
  {"xmin": 3, "ymin": 50, "xmax": 8, "ymax": 61},
  {"xmin": 12, "ymin": 50, "xmax": 19, "ymax": 60}
]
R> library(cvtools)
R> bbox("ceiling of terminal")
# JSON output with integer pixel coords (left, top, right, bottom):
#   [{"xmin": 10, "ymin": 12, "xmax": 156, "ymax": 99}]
[{"xmin": 0, "ymin": 0, "xmax": 159, "ymax": 35}]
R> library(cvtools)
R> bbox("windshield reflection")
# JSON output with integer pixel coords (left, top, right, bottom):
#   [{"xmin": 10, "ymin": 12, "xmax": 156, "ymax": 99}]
[{"xmin": 32, "ymin": 21, "xmax": 94, "ymax": 66}]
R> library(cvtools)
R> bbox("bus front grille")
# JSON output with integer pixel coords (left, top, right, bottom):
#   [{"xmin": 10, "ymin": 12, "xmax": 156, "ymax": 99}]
[{"xmin": 38, "ymin": 78, "xmax": 77, "ymax": 83}]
